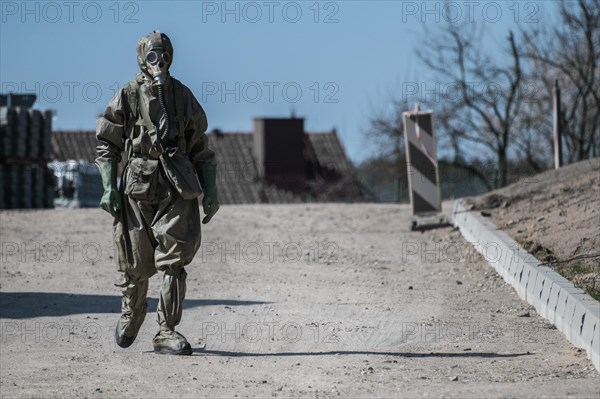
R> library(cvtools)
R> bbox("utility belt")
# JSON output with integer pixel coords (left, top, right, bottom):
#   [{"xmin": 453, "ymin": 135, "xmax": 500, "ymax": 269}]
[
  {"xmin": 130, "ymin": 152, "xmax": 161, "ymax": 161},
  {"xmin": 125, "ymin": 131, "xmax": 174, "ymax": 162}
]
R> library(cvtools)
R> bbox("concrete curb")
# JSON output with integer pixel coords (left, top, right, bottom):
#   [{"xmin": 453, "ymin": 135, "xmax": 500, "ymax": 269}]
[{"xmin": 453, "ymin": 200, "xmax": 600, "ymax": 372}]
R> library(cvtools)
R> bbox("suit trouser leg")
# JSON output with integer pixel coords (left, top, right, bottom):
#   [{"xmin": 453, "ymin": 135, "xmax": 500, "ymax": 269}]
[
  {"xmin": 157, "ymin": 268, "xmax": 186, "ymax": 331},
  {"xmin": 114, "ymin": 195, "xmax": 159, "ymax": 347},
  {"xmin": 115, "ymin": 278, "xmax": 149, "ymax": 347},
  {"xmin": 151, "ymin": 194, "xmax": 201, "ymax": 354}
]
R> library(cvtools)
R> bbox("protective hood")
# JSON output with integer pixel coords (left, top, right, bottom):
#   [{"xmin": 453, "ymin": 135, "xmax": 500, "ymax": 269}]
[{"xmin": 136, "ymin": 30, "xmax": 173, "ymax": 79}]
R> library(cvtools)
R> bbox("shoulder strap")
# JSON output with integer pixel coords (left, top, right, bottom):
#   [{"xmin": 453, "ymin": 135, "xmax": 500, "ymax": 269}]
[
  {"xmin": 123, "ymin": 81, "xmax": 139, "ymax": 159},
  {"xmin": 136, "ymin": 84, "xmax": 155, "ymax": 131},
  {"xmin": 137, "ymin": 84, "xmax": 163, "ymax": 155},
  {"xmin": 171, "ymin": 78, "xmax": 187, "ymax": 153},
  {"xmin": 124, "ymin": 81, "xmax": 139, "ymax": 122}
]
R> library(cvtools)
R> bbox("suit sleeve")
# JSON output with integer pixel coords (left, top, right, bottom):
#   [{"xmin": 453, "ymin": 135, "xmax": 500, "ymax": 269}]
[
  {"xmin": 96, "ymin": 88, "xmax": 128, "ymax": 166},
  {"xmin": 185, "ymin": 90, "xmax": 216, "ymax": 170}
]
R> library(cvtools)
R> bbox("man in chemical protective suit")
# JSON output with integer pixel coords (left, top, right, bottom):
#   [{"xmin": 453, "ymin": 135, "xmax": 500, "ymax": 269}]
[{"xmin": 96, "ymin": 30, "xmax": 219, "ymax": 355}]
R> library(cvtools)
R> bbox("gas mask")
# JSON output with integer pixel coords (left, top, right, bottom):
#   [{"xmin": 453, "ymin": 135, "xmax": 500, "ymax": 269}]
[
  {"xmin": 145, "ymin": 48, "xmax": 171, "ymax": 86},
  {"xmin": 136, "ymin": 30, "xmax": 175, "ymax": 145},
  {"xmin": 136, "ymin": 30, "xmax": 174, "ymax": 86}
]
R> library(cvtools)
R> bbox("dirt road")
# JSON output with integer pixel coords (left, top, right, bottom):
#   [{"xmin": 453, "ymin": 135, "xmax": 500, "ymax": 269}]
[{"xmin": 1, "ymin": 204, "xmax": 598, "ymax": 398}]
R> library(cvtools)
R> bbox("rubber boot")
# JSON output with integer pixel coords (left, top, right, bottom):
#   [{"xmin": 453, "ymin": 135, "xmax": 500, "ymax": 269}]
[
  {"xmin": 153, "ymin": 268, "xmax": 192, "ymax": 355},
  {"xmin": 115, "ymin": 277, "xmax": 149, "ymax": 348}
]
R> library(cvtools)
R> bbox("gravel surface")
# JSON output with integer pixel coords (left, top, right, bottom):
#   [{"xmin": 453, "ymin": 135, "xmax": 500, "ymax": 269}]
[{"xmin": 1, "ymin": 203, "xmax": 598, "ymax": 398}]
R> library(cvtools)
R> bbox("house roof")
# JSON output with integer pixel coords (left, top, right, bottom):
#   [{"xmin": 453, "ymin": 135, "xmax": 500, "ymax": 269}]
[
  {"xmin": 51, "ymin": 129, "xmax": 362, "ymax": 203},
  {"xmin": 207, "ymin": 132, "xmax": 301, "ymax": 204},
  {"xmin": 306, "ymin": 131, "xmax": 353, "ymax": 175},
  {"xmin": 51, "ymin": 130, "xmax": 98, "ymax": 163}
]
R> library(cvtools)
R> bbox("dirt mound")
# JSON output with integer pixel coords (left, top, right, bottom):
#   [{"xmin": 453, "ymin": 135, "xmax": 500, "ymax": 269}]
[{"xmin": 465, "ymin": 158, "xmax": 600, "ymax": 299}]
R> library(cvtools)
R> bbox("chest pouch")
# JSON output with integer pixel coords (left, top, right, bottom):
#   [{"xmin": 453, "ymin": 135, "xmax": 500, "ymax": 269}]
[{"xmin": 124, "ymin": 157, "xmax": 161, "ymax": 202}]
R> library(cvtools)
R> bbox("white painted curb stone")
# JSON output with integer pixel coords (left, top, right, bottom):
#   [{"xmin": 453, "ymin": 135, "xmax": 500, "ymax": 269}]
[{"xmin": 453, "ymin": 200, "xmax": 600, "ymax": 372}]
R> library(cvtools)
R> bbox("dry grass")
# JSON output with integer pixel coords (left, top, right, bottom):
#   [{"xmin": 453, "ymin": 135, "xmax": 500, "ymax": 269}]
[{"xmin": 516, "ymin": 236, "xmax": 600, "ymax": 301}]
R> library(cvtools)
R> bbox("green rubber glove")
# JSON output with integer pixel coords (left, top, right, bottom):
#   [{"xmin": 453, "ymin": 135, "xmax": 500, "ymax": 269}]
[
  {"xmin": 98, "ymin": 160, "xmax": 121, "ymax": 218},
  {"xmin": 199, "ymin": 163, "xmax": 219, "ymax": 224}
]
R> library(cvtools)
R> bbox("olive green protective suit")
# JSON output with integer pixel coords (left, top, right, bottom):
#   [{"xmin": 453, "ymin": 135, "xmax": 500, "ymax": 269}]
[{"xmin": 96, "ymin": 31, "xmax": 219, "ymax": 355}]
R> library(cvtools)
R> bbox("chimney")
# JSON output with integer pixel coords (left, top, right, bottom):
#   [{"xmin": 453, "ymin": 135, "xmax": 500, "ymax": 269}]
[{"xmin": 253, "ymin": 117, "xmax": 306, "ymax": 191}]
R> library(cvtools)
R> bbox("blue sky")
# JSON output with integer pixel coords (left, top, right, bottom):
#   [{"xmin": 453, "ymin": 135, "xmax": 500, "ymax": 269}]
[{"xmin": 1, "ymin": 0, "xmax": 555, "ymax": 163}]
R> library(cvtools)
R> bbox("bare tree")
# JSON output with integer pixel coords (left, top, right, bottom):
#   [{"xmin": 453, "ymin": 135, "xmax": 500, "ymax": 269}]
[
  {"xmin": 365, "ymin": 100, "xmax": 409, "ymax": 201},
  {"xmin": 364, "ymin": 1, "xmax": 597, "ymax": 199},
  {"xmin": 365, "ymin": 94, "xmax": 495, "ymax": 199},
  {"xmin": 416, "ymin": 22, "xmax": 527, "ymax": 188},
  {"xmin": 368, "ymin": 105, "xmax": 405, "ymax": 160},
  {"xmin": 520, "ymin": 0, "xmax": 600, "ymax": 163}
]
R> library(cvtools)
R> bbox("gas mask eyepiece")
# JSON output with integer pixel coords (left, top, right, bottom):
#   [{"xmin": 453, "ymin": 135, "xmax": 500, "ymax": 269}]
[
  {"xmin": 146, "ymin": 50, "xmax": 171, "ymax": 65},
  {"xmin": 146, "ymin": 49, "xmax": 171, "ymax": 85}
]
